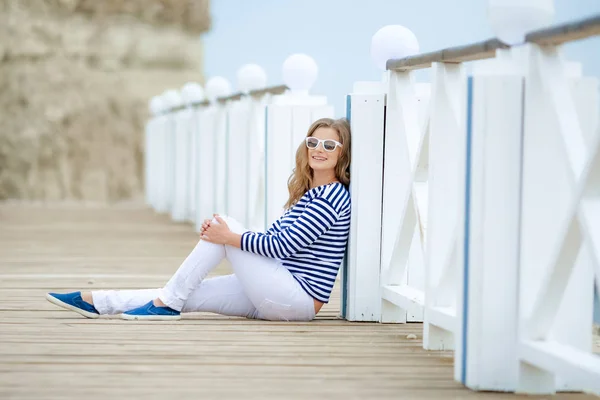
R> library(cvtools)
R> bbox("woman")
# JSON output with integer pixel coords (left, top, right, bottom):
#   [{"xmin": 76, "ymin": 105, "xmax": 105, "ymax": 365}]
[{"xmin": 46, "ymin": 117, "xmax": 352, "ymax": 321}]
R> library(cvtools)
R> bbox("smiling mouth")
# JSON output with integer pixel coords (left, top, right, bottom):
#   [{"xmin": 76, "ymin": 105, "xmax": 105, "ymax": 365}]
[{"xmin": 312, "ymin": 156, "xmax": 327, "ymax": 161}]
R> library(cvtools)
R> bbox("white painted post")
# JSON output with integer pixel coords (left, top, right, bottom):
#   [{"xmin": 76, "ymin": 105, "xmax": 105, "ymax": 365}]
[
  {"xmin": 145, "ymin": 95, "xmax": 164, "ymax": 210},
  {"xmin": 540, "ymin": 59, "xmax": 599, "ymax": 393},
  {"xmin": 345, "ymin": 24, "xmax": 421, "ymax": 322},
  {"xmin": 247, "ymin": 95, "xmax": 269, "ymax": 232},
  {"xmin": 227, "ymin": 65, "xmax": 268, "ymax": 228},
  {"xmin": 160, "ymin": 90, "xmax": 184, "ymax": 215},
  {"xmin": 516, "ymin": 44, "xmax": 600, "ymax": 395},
  {"xmin": 152, "ymin": 111, "xmax": 170, "ymax": 214},
  {"xmin": 180, "ymin": 82, "xmax": 205, "ymax": 223},
  {"xmin": 454, "ymin": 52, "xmax": 524, "ymax": 390},
  {"xmin": 204, "ymin": 77, "xmax": 232, "ymax": 217},
  {"xmin": 343, "ymin": 80, "xmax": 386, "ymax": 322},
  {"xmin": 422, "ymin": 62, "xmax": 466, "ymax": 351},
  {"xmin": 186, "ymin": 108, "xmax": 201, "ymax": 223},
  {"xmin": 213, "ymin": 104, "xmax": 229, "ymax": 215},
  {"xmin": 264, "ymin": 54, "xmax": 333, "ymax": 228},
  {"xmin": 226, "ymin": 98, "xmax": 252, "ymax": 225},
  {"xmin": 171, "ymin": 108, "xmax": 191, "ymax": 222},
  {"xmin": 380, "ymin": 71, "xmax": 432, "ymax": 325},
  {"xmin": 144, "ymin": 100, "xmax": 153, "ymax": 207},
  {"xmin": 195, "ymin": 105, "xmax": 216, "ymax": 231},
  {"xmin": 153, "ymin": 90, "xmax": 181, "ymax": 214},
  {"xmin": 264, "ymin": 104, "xmax": 291, "ymax": 225}
]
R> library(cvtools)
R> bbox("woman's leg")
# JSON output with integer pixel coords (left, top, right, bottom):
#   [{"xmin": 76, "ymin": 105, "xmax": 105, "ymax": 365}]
[
  {"xmin": 91, "ymin": 232, "xmax": 228, "ymax": 314},
  {"xmin": 92, "ymin": 288, "xmax": 160, "ymax": 315},
  {"xmin": 102, "ymin": 215, "xmax": 314, "ymax": 321},
  {"xmin": 216, "ymin": 217, "xmax": 316, "ymax": 322},
  {"xmin": 92, "ymin": 274, "xmax": 258, "ymax": 318},
  {"xmin": 156, "ymin": 233, "xmax": 229, "ymax": 311}
]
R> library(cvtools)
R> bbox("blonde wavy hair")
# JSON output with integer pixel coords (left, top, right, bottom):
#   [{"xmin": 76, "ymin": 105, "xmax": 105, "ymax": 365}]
[{"xmin": 284, "ymin": 117, "xmax": 351, "ymax": 210}]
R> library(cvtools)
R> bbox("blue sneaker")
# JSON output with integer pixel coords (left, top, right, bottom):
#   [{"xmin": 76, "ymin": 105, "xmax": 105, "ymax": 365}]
[
  {"xmin": 121, "ymin": 301, "xmax": 181, "ymax": 321},
  {"xmin": 46, "ymin": 291, "xmax": 100, "ymax": 319}
]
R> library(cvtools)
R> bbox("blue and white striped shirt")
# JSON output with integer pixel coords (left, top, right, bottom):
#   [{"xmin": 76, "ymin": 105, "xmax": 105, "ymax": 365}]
[{"xmin": 241, "ymin": 182, "xmax": 351, "ymax": 303}]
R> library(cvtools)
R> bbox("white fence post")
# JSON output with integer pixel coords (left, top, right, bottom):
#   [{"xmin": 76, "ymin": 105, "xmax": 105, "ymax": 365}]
[
  {"xmin": 226, "ymin": 98, "xmax": 252, "ymax": 226},
  {"xmin": 247, "ymin": 93, "xmax": 270, "ymax": 232},
  {"xmin": 515, "ymin": 43, "xmax": 600, "ymax": 395},
  {"xmin": 171, "ymin": 107, "xmax": 191, "ymax": 222},
  {"xmin": 380, "ymin": 70, "xmax": 431, "ymax": 325},
  {"xmin": 195, "ymin": 105, "xmax": 217, "ymax": 231},
  {"xmin": 454, "ymin": 51, "xmax": 524, "ymax": 390},
  {"xmin": 153, "ymin": 111, "xmax": 170, "ymax": 214},
  {"xmin": 343, "ymin": 80, "xmax": 386, "ymax": 322},
  {"xmin": 213, "ymin": 104, "xmax": 229, "ymax": 216},
  {"xmin": 181, "ymin": 83, "xmax": 205, "ymax": 224},
  {"xmin": 264, "ymin": 55, "xmax": 333, "ymax": 230},
  {"xmin": 145, "ymin": 96, "xmax": 164, "ymax": 210},
  {"xmin": 202, "ymin": 77, "xmax": 232, "ymax": 218},
  {"xmin": 422, "ymin": 62, "xmax": 466, "ymax": 350},
  {"xmin": 152, "ymin": 90, "xmax": 181, "ymax": 214},
  {"xmin": 264, "ymin": 98, "xmax": 334, "ymax": 228},
  {"xmin": 455, "ymin": 41, "xmax": 600, "ymax": 394}
]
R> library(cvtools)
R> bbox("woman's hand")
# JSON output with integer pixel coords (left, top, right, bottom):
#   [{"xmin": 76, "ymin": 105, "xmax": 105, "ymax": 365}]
[
  {"xmin": 201, "ymin": 215, "xmax": 234, "ymax": 245},
  {"xmin": 201, "ymin": 218, "xmax": 212, "ymax": 234}
]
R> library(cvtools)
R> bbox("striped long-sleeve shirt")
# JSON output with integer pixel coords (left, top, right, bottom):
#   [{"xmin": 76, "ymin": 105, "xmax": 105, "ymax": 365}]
[{"xmin": 241, "ymin": 182, "xmax": 351, "ymax": 303}]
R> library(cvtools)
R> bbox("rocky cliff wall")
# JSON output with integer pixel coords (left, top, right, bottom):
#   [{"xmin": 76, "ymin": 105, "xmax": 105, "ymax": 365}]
[{"xmin": 0, "ymin": 0, "xmax": 209, "ymax": 202}]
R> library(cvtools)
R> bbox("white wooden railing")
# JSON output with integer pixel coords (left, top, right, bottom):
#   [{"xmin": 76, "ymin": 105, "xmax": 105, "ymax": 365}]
[
  {"xmin": 343, "ymin": 12, "xmax": 600, "ymax": 396},
  {"xmin": 144, "ymin": 10, "xmax": 600, "ymax": 396},
  {"xmin": 145, "ymin": 57, "xmax": 334, "ymax": 235}
]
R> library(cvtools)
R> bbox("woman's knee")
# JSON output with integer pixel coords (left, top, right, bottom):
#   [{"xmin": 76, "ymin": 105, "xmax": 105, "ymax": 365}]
[
  {"xmin": 211, "ymin": 215, "xmax": 246, "ymax": 234},
  {"xmin": 255, "ymin": 298, "xmax": 314, "ymax": 322}
]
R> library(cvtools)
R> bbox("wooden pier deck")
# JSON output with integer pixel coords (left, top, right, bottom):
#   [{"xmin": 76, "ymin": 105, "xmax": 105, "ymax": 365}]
[{"xmin": 0, "ymin": 202, "xmax": 598, "ymax": 399}]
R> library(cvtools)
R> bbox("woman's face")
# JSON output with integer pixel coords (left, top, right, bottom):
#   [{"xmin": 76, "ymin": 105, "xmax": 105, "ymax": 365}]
[{"xmin": 307, "ymin": 127, "xmax": 341, "ymax": 174}]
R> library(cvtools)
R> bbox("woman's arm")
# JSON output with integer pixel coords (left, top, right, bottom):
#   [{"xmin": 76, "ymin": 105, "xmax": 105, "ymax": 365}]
[
  {"xmin": 241, "ymin": 197, "xmax": 340, "ymax": 259},
  {"xmin": 225, "ymin": 232, "xmax": 243, "ymax": 249}
]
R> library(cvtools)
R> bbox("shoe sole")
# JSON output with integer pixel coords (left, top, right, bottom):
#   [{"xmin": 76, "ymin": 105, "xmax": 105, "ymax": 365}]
[
  {"xmin": 121, "ymin": 313, "xmax": 181, "ymax": 321},
  {"xmin": 45, "ymin": 294, "xmax": 100, "ymax": 319}
]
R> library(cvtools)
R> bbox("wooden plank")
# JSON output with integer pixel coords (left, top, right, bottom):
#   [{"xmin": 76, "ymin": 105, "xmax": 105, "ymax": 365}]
[{"xmin": 0, "ymin": 202, "xmax": 597, "ymax": 399}]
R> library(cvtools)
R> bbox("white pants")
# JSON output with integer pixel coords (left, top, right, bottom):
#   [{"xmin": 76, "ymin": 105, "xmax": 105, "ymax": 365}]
[{"xmin": 91, "ymin": 216, "xmax": 316, "ymax": 321}]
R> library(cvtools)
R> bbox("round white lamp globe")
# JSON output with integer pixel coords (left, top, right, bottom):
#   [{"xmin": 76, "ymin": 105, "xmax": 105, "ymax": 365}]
[
  {"xmin": 237, "ymin": 64, "xmax": 268, "ymax": 93},
  {"xmin": 180, "ymin": 82, "xmax": 205, "ymax": 105},
  {"xmin": 149, "ymin": 95, "xmax": 165, "ymax": 116},
  {"xmin": 282, "ymin": 53, "xmax": 318, "ymax": 94},
  {"xmin": 488, "ymin": 0, "xmax": 554, "ymax": 45},
  {"xmin": 370, "ymin": 25, "xmax": 419, "ymax": 71},
  {"xmin": 162, "ymin": 89, "xmax": 184, "ymax": 110},
  {"xmin": 205, "ymin": 76, "xmax": 232, "ymax": 102}
]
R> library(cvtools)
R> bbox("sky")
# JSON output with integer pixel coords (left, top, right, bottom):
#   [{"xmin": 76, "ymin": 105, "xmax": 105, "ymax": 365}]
[{"xmin": 202, "ymin": 0, "xmax": 600, "ymax": 117}]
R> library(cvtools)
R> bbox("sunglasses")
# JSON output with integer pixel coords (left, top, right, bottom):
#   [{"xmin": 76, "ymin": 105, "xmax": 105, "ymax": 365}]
[{"xmin": 305, "ymin": 137, "xmax": 343, "ymax": 152}]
